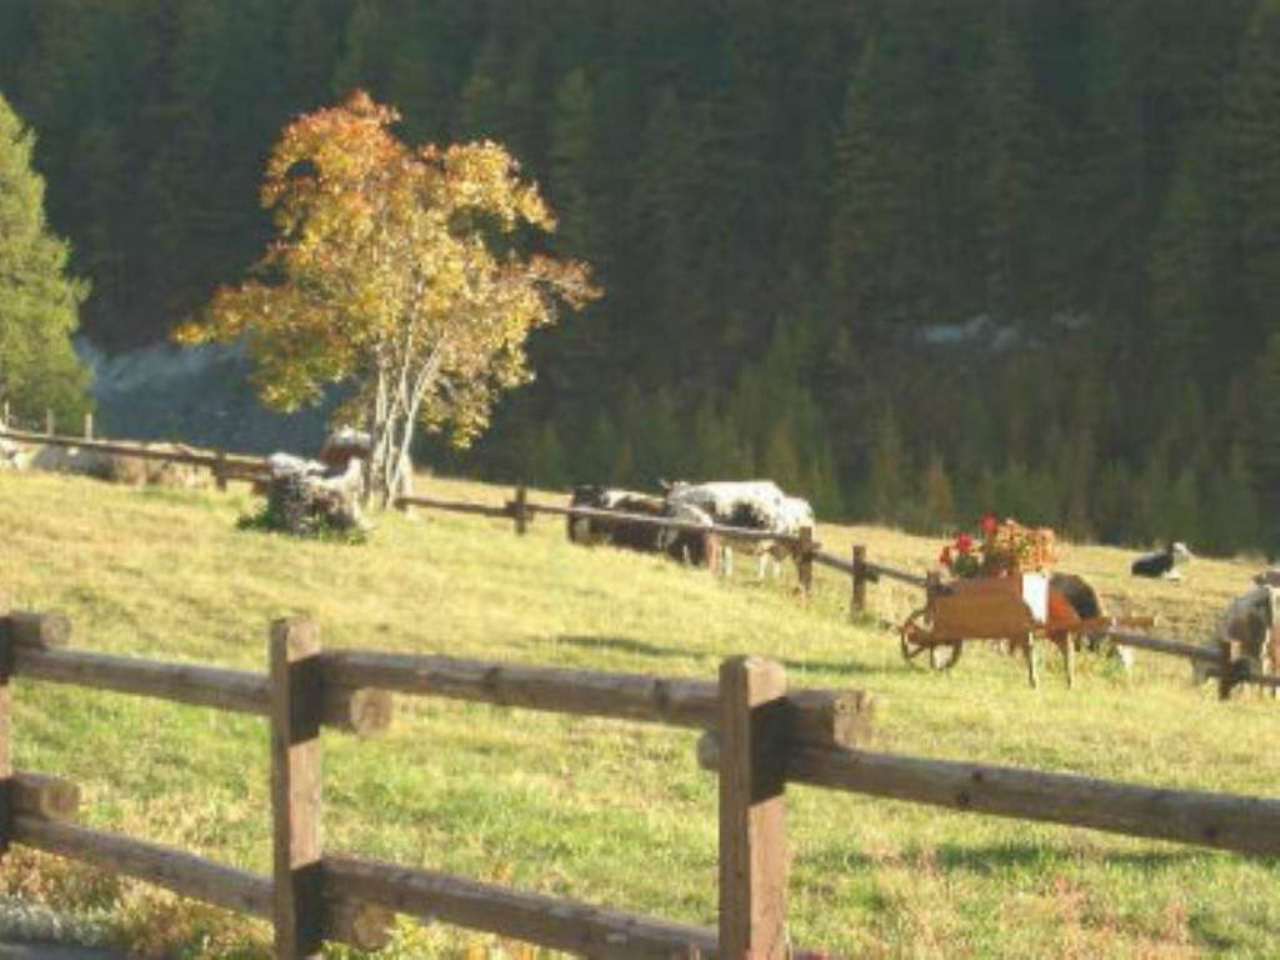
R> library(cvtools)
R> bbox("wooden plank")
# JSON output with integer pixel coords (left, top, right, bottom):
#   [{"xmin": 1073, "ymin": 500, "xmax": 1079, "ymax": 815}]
[
  {"xmin": 14, "ymin": 647, "xmax": 271, "ymax": 716},
  {"xmin": 320, "ymin": 686, "xmax": 393, "ymax": 737},
  {"xmin": 270, "ymin": 618, "xmax": 325, "ymax": 960},
  {"xmin": 852, "ymin": 545, "xmax": 867, "ymax": 616},
  {"xmin": 811, "ymin": 550, "xmax": 855, "ymax": 576},
  {"xmin": 780, "ymin": 745, "xmax": 1280, "ymax": 858},
  {"xmin": 3, "ymin": 612, "xmax": 72, "ymax": 648},
  {"xmin": 862, "ymin": 561, "xmax": 930, "ymax": 589},
  {"xmin": 1106, "ymin": 630, "xmax": 1220, "ymax": 664},
  {"xmin": 322, "ymin": 855, "xmax": 719, "ymax": 958},
  {"xmin": 392, "ymin": 495, "xmax": 511, "ymax": 518},
  {"xmin": 513, "ymin": 485, "xmax": 529, "ymax": 535},
  {"xmin": 0, "ymin": 427, "xmax": 268, "ymax": 474},
  {"xmin": 13, "ymin": 772, "xmax": 80, "ymax": 821},
  {"xmin": 718, "ymin": 657, "xmax": 788, "ymax": 959},
  {"xmin": 15, "ymin": 817, "xmax": 273, "ymax": 917},
  {"xmin": 320, "ymin": 650, "xmax": 873, "ymax": 746},
  {"xmin": 796, "ymin": 528, "xmax": 814, "ymax": 595}
]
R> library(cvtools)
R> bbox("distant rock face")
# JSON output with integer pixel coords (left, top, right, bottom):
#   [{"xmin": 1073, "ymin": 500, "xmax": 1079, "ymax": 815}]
[{"xmin": 263, "ymin": 453, "xmax": 367, "ymax": 536}]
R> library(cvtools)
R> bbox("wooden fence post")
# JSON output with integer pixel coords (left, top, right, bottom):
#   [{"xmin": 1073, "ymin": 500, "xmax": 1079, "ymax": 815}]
[
  {"xmin": 270, "ymin": 618, "xmax": 325, "ymax": 960},
  {"xmin": 83, "ymin": 412, "xmax": 94, "ymax": 440},
  {"xmin": 0, "ymin": 597, "xmax": 12, "ymax": 859},
  {"xmin": 704, "ymin": 532, "xmax": 722, "ymax": 576},
  {"xmin": 215, "ymin": 450, "xmax": 228, "ymax": 493},
  {"xmin": 797, "ymin": 527, "xmax": 813, "ymax": 596},
  {"xmin": 718, "ymin": 656, "xmax": 789, "ymax": 960},
  {"xmin": 45, "ymin": 409, "xmax": 53, "ymax": 437},
  {"xmin": 1, "ymin": 401, "xmax": 9, "ymax": 427},
  {"xmin": 851, "ymin": 545, "xmax": 867, "ymax": 618},
  {"xmin": 513, "ymin": 485, "xmax": 528, "ymax": 535}
]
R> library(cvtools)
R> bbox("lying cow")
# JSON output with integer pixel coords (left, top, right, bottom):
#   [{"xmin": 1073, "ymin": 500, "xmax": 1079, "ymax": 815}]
[
  {"xmin": 1191, "ymin": 584, "xmax": 1278, "ymax": 689},
  {"xmin": 1131, "ymin": 542, "xmax": 1193, "ymax": 580},
  {"xmin": 566, "ymin": 485, "xmax": 711, "ymax": 564},
  {"xmin": 662, "ymin": 479, "xmax": 815, "ymax": 578}
]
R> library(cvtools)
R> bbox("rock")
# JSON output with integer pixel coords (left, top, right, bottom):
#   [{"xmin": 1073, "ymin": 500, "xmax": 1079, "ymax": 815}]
[{"xmin": 0, "ymin": 438, "xmax": 21, "ymax": 470}]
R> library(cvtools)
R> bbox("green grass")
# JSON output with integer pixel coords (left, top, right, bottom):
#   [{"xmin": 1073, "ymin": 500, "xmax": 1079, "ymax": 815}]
[{"xmin": 3, "ymin": 469, "xmax": 1280, "ymax": 958}]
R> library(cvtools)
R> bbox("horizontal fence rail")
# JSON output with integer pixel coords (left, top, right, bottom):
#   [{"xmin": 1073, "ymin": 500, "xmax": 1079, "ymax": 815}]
[{"xmin": 6, "ymin": 593, "xmax": 1280, "ymax": 957}]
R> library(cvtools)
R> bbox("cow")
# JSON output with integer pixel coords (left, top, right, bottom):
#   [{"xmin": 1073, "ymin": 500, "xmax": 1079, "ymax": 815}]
[
  {"xmin": 662, "ymin": 480, "xmax": 815, "ymax": 578},
  {"xmin": 1047, "ymin": 572, "xmax": 1135, "ymax": 671},
  {"xmin": 566, "ymin": 485, "xmax": 712, "ymax": 564},
  {"xmin": 1191, "ymin": 584, "xmax": 1278, "ymax": 690},
  {"xmin": 1131, "ymin": 542, "xmax": 1193, "ymax": 580}
]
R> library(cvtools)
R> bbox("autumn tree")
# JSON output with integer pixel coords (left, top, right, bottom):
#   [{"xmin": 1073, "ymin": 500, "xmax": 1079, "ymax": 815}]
[
  {"xmin": 177, "ymin": 91, "xmax": 599, "ymax": 504},
  {"xmin": 0, "ymin": 92, "xmax": 91, "ymax": 425}
]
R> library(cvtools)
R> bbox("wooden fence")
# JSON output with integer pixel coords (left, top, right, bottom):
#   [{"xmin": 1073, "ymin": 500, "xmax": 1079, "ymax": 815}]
[
  {"xmin": 0, "ymin": 419, "xmax": 270, "ymax": 491},
  {"xmin": 395, "ymin": 490, "xmax": 1280, "ymax": 701},
  {"xmin": 7, "ymin": 606, "xmax": 1280, "ymax": 957}
]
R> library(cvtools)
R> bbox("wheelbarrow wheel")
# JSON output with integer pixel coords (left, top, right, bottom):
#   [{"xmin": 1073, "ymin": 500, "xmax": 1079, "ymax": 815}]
[{"xmin": 900, "ymin": 609, "xmax": 964, "ymax": 671}]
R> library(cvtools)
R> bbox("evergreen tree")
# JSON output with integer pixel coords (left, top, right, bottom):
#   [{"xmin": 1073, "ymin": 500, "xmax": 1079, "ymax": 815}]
[
  {"xmin": 867, "ymin": 409, "xmax": 907, "ymax": 525},
  {"xmin": 0, "ymin": 94, "xmax": 91, "ymax": 423},
  {"xmin": 920, "ymin": 451, "xmax": 955, "ymax": 534}
]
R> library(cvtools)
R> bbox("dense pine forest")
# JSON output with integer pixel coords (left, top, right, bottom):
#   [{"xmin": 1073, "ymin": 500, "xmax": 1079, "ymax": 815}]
[{"xmin": 3, "ymin": 0, "xmax": 1280, "ymax": 555}]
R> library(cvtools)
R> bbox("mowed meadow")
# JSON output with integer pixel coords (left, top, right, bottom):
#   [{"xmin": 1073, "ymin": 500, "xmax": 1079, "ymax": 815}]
[{"xmin": 3, "ymin": 468, "xmax": 1280, "ymax": 958}]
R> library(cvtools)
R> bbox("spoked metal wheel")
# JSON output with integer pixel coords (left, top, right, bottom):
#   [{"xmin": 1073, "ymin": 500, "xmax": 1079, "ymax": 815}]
[{"xmin": 899, "ymin": 608, "xmax": 964, "ymax": 671}]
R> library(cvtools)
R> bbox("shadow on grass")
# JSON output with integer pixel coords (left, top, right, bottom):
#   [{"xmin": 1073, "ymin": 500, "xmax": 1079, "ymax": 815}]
[
  {"xmin": 552, "ymin": 633, "xmax": 911, "ymax": 679},
  {"xmin": 808, "ymin": 841, "xmax": 1218, "ymax": 876}
]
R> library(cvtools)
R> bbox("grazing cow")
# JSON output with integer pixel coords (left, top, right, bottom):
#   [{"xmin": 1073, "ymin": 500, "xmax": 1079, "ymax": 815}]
[
  {"xmin": 566, "ymin": 485, "xmax": 712, "ymax": 564},
  {"xmin": 1191, "ymin": 584, "xmax": 1279, "ymax": 689},
  {"xmin": 662, "ymin": 480, "xmax": 815, "ymax": 578},
  {"xmin": 1131, "ymin": 542, "xmax": 1193, "ymax": 580},
  {"xmin": 1047, "ymin": 572, "xmax": 1135, "ymax": 671}
]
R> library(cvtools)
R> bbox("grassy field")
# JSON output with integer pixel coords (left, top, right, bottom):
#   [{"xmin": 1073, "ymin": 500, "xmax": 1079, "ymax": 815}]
[{"xmin": 2, "ymin": 468, "xmax": 1279, "ymax": 958}]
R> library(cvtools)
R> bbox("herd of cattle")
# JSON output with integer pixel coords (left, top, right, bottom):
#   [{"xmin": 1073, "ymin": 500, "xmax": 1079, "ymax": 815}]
[{"xmin": 567, "ymin": 480, "xmax": 814, "ymax": 577}]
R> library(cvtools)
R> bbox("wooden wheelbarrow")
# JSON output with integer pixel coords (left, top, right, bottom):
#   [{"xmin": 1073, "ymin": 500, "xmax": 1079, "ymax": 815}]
[{"xmin": 899, "ymin": 574, "xmax": 1154, "ymax": 688}]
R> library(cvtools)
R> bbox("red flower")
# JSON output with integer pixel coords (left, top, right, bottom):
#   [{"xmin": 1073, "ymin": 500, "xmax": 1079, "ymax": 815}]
[
  {"xmin": 981, "ymin": 513, "xmax": 999, "ymax": 536},
  {"xmin": 956, "ymin": 533, "xmax": 974, "ymax": 554},
  {"xmin": 939, "ymin": 545, "xmax": 953, "ymax": 567}
]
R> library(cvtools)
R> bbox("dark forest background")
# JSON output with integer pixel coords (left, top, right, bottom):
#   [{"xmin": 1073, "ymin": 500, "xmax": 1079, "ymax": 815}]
[{"xmin": 4, "ymin": 0, "xmax": 1280, "ymax": 554}]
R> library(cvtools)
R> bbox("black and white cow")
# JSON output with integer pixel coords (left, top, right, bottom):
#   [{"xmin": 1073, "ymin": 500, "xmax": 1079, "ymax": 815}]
[
  {"xmin": 662, "ymin": 480, "xmax": 815, "ymax": 578},
  {"xmin": 566, "ymin": 485, "xmax": 712, "ymax": 564},
  {"xmin": 1131, "ymin": 542, "xmax": 1193, "ymax": 580}
]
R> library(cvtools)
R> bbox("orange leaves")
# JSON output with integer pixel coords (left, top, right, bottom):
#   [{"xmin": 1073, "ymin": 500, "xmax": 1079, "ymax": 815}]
[{"xmin": 174, "ymin": 89, "xmax": 601, "ymax": 452}]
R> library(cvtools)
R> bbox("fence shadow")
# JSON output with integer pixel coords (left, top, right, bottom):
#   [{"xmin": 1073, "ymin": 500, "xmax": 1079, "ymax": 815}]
[{"xmin": 551, "ymin": 633, "xmax": 908, "ymax": 680}]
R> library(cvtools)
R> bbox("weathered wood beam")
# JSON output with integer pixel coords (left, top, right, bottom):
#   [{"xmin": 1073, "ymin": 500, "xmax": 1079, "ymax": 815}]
[
  {"xmin": 13, "ymin": 647, "xmax": 271, "ymax": 716},
  {"xmin": 718, "ymin": 658, "xmax": 788, "ymax": 959},
  {"xmin": 2, "ymin": 612, "xmax": 71, "ymax": 649},
  {"xmin": 698, "ymin": 737, "xmax": 1280, "ymax": 858},
  {"xmin": 270, "ymin": 618, "xmax": 325, "ymax": 960},
  {"xmin": 14, "ymin": 817, "xmax": 273, "ymax": 917},
  {"xmin": 320, "ymin": 651, "xmax": 874, "ymax": 747},
  {"xmin": 13, "ymin": 772, "xmax": 79, "ymax": 821},
  {"xmin": 322, "ymin": 855, "xmax": 719, "ymax": 958}
]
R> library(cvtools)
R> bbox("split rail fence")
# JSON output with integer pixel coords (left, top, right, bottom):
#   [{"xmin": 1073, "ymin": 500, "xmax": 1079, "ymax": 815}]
[
  {"xmin": 396, "ymin": 489, "xmax": 1280, "ymax": 700},
  {"xmin": 0, "ymin": 414, "xmax": 270, "ymax": 491},
  {"xmin": 7, "ymin": 607, "xmax": 1280, "ymax": 958}
]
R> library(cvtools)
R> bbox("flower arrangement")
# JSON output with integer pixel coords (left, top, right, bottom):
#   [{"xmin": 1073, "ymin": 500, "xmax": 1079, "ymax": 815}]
[{"xmin": 939, "ymin": 514, "xmax": 1057, "ymax": 579}]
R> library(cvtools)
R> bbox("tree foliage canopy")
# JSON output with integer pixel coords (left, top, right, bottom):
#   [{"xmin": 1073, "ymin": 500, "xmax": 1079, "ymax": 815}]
[
  {"xmin": 176, "ymin": 91, "xmax": 598, "ymax": 500},
  {"xmin": 0, "ymin": 92, "xmax": 90, "ymax": 424}
]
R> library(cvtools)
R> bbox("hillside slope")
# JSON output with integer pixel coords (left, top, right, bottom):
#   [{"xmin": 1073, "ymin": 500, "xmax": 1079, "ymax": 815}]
[{"xmin": 2, "ymin": 470, "xmax": 1278, "ymax": 958}]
